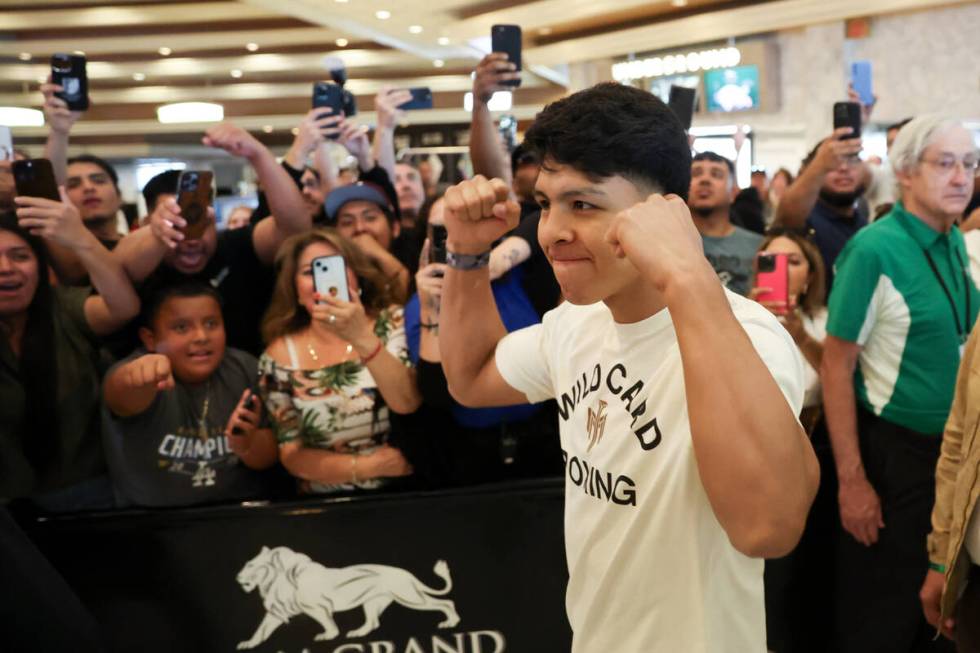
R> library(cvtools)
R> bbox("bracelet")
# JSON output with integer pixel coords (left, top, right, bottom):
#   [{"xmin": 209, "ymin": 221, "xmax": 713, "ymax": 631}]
[
  {"xmin": 446, "ymin": 249, "xmax": 491, "ymax": 271},
  {"xmin": 361, "ymin": 339, "xmax": 384, "ymax": 364},
  {"xmin": 420, "ymin": 322, "xmax": 439, "ymax": 329},
  {"xmin": 351, "ymin": 454, "xmax": 359, "ymax": 484},
  {"xmin": 929, "ymin": 561, "xmax": 946, "ymax": 573}
]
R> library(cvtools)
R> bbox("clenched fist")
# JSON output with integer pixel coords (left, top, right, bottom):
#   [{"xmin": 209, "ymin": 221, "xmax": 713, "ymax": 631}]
[{"xmin": 442, "ymin": 175, "xmax": 520, "ymax": 256}]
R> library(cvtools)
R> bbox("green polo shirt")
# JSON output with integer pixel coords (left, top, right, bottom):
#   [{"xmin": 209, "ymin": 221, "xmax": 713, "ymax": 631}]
[{"xmin": 827, "ymin": 201, "xmax": 979, "ymax": 434}]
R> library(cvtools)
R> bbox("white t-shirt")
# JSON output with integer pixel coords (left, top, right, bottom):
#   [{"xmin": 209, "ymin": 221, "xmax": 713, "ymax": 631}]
[
  {"xmin": 801, "ymin": 308, "xmax": 828, "ymax": 409},
  {"xmin": 496, "ymin": 291, "xmax": 804, "ymax": 653}
]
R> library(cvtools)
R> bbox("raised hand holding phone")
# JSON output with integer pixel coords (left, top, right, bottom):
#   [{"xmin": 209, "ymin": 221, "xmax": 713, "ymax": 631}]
[
  {"xmin": 754, "ymin": 252, "xmax": 790, "ymax": 315},
  {"xmin": 50, "ymin": 53, "xmax": 89, "ymax": 112},
  {"xmin": 490, "ymin": 25, "xmax": 522, "ymax": 88},
  {"xmin": 226, "ymin": 389, "xmax": 263, "ymax": 440}
]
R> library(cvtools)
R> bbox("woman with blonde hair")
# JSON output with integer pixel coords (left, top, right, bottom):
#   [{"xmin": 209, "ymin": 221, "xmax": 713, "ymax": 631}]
[{"xmin": 259, "ymin": 228, "xmax": 420, "ymax": 494}]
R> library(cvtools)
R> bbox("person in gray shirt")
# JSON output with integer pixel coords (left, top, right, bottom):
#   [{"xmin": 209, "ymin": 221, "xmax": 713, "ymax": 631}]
[{"xmin": 688, "ymin": 152, "xmax": 763, "ymax": 296}]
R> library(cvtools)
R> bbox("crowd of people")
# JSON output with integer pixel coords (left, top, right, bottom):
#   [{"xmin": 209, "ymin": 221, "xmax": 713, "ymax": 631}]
[{"xmin": 1, "ymin": 47, "xmax": 979, "ymax": 653}]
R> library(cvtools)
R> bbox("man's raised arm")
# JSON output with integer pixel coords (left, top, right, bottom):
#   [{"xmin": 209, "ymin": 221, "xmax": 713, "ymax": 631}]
[{"xmin": 440, "ymin": 176, "xmax": 528, "ymax": 407}]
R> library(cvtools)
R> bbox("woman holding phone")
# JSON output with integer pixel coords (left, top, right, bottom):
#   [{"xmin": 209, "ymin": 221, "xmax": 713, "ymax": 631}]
[{"xmin": 258, "ymin": 228, "xmax": 420, "ymax": 494}]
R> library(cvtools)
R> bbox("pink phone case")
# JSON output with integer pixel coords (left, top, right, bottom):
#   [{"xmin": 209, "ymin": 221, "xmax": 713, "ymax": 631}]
[{"xmin": 755, "ymin": 252, "xmax": 790, "ymax": 315}]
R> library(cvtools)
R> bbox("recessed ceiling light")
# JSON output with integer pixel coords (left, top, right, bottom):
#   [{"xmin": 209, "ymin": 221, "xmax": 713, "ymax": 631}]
[
  {"xmin": 0, "ymin": 107, "xmax": 44, "ymax": 127},
  {"xmin": 433, "ymin": 59, "xmax": 445, "ymax": 68},
  {"xmin": 375, "ymin": 10, "xmax": 391, "ymax": 20},
  {"xmin": 409, "ymin": 25, "xmax": 423, "ymax": 34},
  {"xmin": 246, "ymin": 42, "xmax": 259, "ymax": 52},
  {"xmin": 230, "ymin": 69, "xmax": 243, "ymax": 78},
  {"xmin": 18, "ymin": 52, "xmax": 32, "ymax": 61},
  {"xmin": 158, "ymin": 46, "xmax": 172, "ymax": 56},
  {"xmin": 335, "ymin": 38, "xmax": 349, "ymax": 47},
  {"xmin": 538, "ymin": 27, "xmax": 553, "ymax": 35},
  {"xmin": 291, "ymin": 127, "xmax": 299, "ymax": 135},
  {"xmin": 37, "ymin": 76, "xmax": 47, "ymax": 84},
  {"xmin": 157, "ymin": 102, "xmax": 224, "ymax": 124},
  {"xmin": 671, "ymin": 0, "xmax": 688, "ymax": 6},
  {"xmin": 262, "ymin": 125, "xmax": 273, "ymax": 133},
  {"xmin": 334, "ymin": 0, "xmax": 348, "ymax": 3},
  {"xmin": 437, "ymin": 37, "xmax": 450, "ymax": 46},
  {"xmin": 132, "ymin": 72, "xmax": 146, "ymax": 81}
]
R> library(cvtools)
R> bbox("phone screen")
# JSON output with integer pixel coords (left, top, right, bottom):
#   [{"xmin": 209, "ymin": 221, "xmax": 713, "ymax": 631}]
[
  {"xmin": 400, "ymin": 87, "xmax": 433, "ymax": 111},
  {"xmin": 51, "ymin": 53, "xmax": 89, "ymax": 111},
  {"xmin": 312, "ymin": 255, "xmax": 350, "ymax": 302},
  {"xmin": 491, "ymin": 24, "xmax": 522, "ymax": 87},
  {"xmin": 430, "ymin": 224, "xmax": 448, "ymax": 265},
  {"xmin": 667, "ymin": 86, "xmax": 697, "ymax": 130}
]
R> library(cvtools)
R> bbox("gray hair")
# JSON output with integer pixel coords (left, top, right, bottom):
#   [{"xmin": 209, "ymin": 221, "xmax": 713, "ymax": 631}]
[{"xmin": 890, "ymin": 115, "xmax": 966, "ymax": 176}]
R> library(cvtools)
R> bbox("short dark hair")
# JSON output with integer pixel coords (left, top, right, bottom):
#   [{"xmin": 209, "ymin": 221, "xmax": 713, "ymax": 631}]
[
  {"xmin": 66, "ymin": 154, "xmax": 119, "ymax": 189},
  {"xmin": 692, "ymin": 151, "xmax": 735, "ymax": 179},
  {"xmin": 523, "ymin": 82, "xmax": 691, "ymax": 199},
  {"xmin": 510, "ymin": 143, "xmax": 540, "ymax": 177},
  {"xmin": 142, "ymin": 169, "xmax": 181, "ymax": 211},
  {"xmin": 141, "ymin": 279, "xmax": 223, "ymax": 329}
]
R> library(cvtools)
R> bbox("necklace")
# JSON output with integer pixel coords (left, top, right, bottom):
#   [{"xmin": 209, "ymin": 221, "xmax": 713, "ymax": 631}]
[
  {"xmin": 307, "ymin": 340, "xmax": 353, "ymax": 363},
  {"xmin": 196, "ymin": 380, "xmax": 212, "ymax": 441}
]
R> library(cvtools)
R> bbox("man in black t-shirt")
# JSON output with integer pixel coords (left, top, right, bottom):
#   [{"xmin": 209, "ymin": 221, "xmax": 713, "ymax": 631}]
[{"xmin": 114, "ymin": 123, "xmax": 314, "ymax": 355}]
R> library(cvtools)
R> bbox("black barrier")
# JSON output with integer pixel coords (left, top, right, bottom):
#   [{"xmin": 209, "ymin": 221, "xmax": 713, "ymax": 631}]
[{"xmin": 25, "ymin": 479, "xmax": 571, "ymax": 653}]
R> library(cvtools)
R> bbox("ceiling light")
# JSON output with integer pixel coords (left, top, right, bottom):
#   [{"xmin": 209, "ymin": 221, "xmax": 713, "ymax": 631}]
[
  {"xmin": 262, "ymin": 125, "xmax": 273, "ymax": 133},
  {"xmin": 132, "ymin": 72, "xmax": 146, "ymax": 81},
  {"xmin": 158, "ymin": 46, "xmax": 172, "ymax": 56},
  {"xmin": 375, "ymin": 10, "xmax": 391, "ymax": 19},
  {"xmin": 463, "ymin": 91, "xmax": 511, "ymax": 112},
  {"xmin": 538, "ymin": 27, "xmax": 553, "ymax": 36},
  {"xmin": 335, "ymin": 38, "xmax": 349, "ymax": 47},
  {"xmin": 433, "ymin": 59, "xmax": 445, "ymax": 68},
  {"xmin": 437, "ymin": 37, "xmax": 450, "ymax": 46},
  {"xmin": 291, "ymin": 127, "xmax": 299, "ymax": 135},
  {"xmin": 18, "ymin": 52, "xmax": 32, "ymax": 61},
  {"xmin": 230, "ymin": 69, "xmax": 243, "ymax": 78},
  {"xmin": 0, "ymin": 107, "xmax": 44, "ymax": 127},
  {"xmin": 246, "ymin": 42, "xmax": 259, "ymax": 52},
  {"xmin": 409, "ymin": 25, "xmax": 423, "ymax": 34},
  {"xmin": 157, "ymin": 102, "xmax": 224, "ymax": 124},
  {"xmin": 334, "ymin": 0, "xmax": 348, "ymax": 3},
  {"xmin": 671, "ymin": 0, "xmax": 688, "ymax": 5}
]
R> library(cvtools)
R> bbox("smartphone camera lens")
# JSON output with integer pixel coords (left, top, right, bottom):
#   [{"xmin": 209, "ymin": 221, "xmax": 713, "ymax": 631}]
[
  {"xmin": 52, "ymin": 56, "xmax": 71, "ymax": 73},
  {"xmin": 757, "ymin": 254, "xmax": 776, "ymax": 273}
]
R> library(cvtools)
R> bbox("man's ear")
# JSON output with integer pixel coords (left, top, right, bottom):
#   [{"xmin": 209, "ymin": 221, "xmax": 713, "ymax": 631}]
[{"xmin": 138, "ymin": 326, "xmax": 157, "ymax": 352}]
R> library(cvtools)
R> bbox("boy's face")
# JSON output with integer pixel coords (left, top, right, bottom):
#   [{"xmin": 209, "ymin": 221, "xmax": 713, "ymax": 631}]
[
  {"xmin": 534, "ymin": 160, "xmax": 648, "ymax": 307},
  {"xmin": 140, "ymin": 294, "xmax": 226, "ymax": 384}
]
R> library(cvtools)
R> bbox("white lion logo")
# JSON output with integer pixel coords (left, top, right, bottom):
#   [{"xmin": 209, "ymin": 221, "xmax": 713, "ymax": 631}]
[{"xmin": 236, "ymin": 546, "xmax": 461, "ymax": 650}]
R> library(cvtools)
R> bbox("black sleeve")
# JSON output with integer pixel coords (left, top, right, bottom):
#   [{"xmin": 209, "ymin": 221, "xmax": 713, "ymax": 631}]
[
  {"xmin": 359, "ymin": 165, "xmax": 402, "ymax": 222},
  {"xmin": 417, "ymin": 360, "xmax": 455, "ymax": 410},
  {"xmin": 731, "ymin": 188, "xmax": 766, "ymax": 235},
  {"xmin": 513, "ymin": 211, "xmax": 541, "ymax": 246},
  {"xmin": 249, "ymin": 160, "xmax": 305, "ymax": 226}
]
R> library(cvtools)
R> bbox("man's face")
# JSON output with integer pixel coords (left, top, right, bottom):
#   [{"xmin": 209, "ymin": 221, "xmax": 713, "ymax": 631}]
[
  {"xmin": 0, "ymin": 230, "xmax": 39, "ymax": 319},
  {"xmin": 65, "ymin": 161, "xmax": 122, "ymax": 223},
  {"xmin": 822, "ymin": 156, "xmax": 862, "ymax": 196},
  {"xmin": 157, "ymin": 192, "xmax": 218, "ymax": 274},
  {"xmin": 534, "ymin": 160, "xmax": 647, "ymax": 306},
  {"xmin": 688, "ymin": 160, "xmax": 732, "ymax": 214},
  {"xmin": 335, "ymin": 200, "xmax": 398, "ymax": 251},
  {"xmin": 300, "ymin": 168, "xmax": 324, "ymax": 217},
  {"xmin": 513, "ymin": 163, "xmax": 540, "ymax": 203},
  {"xmin": 898, "ymin": 126, "xmax": 976, "ymax": 222},
  {"xmin": 141, "ymin": 295, "xmax": 226, "ymax": 385},
  {"xmin": 395, "ymin": 163, "xmax": 424, "ymax": 215},
  {"xmin": 751, "ymin": 172, "xmax": 768, "ymax": 197}
]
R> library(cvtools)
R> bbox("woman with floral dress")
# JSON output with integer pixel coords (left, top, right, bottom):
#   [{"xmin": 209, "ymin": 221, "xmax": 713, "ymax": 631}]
[{"xmin": 259, "ymin": 228, "xmax": 420, "ymax": 494}]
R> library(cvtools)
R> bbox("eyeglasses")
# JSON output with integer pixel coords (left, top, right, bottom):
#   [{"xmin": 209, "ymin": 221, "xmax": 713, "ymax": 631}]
[{"xmin": 920, "ymin": 154, "xmax": 980, "ymax": 177}]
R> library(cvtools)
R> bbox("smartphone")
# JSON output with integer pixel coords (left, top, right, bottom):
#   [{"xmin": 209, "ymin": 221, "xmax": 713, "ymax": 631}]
[
  {"xmin": 12, "ymin": 159, "xmax": 60, "ymax": 202},
  {"xmin": 755, "ymin": 252, "xmax": 790, "ymax": 315},
  {"xmin": 312, "ymin": 255, "xmax": 350, "ymax": 302},
  {"xmin": 429, "ymin": 224, "xmax": 448, "ymax": 265},
  {"xmin": 51, "ymin": 53, "xmax": 89, "ymax": 112},
  {"xmin": 399, "ymin": 87, "xmax": 433, "ymax": 111},
  {"xmin": 833, "ymin": 101, "xmax": 862, "ymax": 140},
  {"xmin": 850, "ymin": 60, "xmax": 874, "ymax": 107},
  {"xmin": 491, "ymin": 24, "xmax": 522, "ymax": 88},
  {"xmin": 0, "ymin": 126, "xmax": 12, "ymax": 161},
  {"xmin": 176, "ymin": 170, "xmax": 213, "ymax": 240},
  {"xmin": 667, "ymin": 85, "xmax": 697, "ymax": 130}
]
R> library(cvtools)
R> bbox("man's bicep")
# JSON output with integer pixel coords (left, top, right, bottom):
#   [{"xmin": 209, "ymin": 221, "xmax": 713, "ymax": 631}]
[{"xmin": 458, "ymin": 357, "xmax": 534, "ymax": 407}]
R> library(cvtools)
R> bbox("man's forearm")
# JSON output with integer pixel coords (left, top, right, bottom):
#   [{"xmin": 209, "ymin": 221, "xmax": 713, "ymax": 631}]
[
  {"xmin": 250, "ymin": 150, "xmax": 309, "ymax": 234},
  {"xmin": 44, "ymin": 130, "xmax": 70, "ymax": 186},
  {"xmin": 74, "ymin": 233, "xmax": 140, "ymax": 319},
  {"xmin": 821, "ymin": 359, "xmax": 865, "ymax": 482},
  {"xmin": 469, "ymin": 104, "xmax": 511, "ymax": 183},
  {"xmin": 113, "ymin": 226, "xmax": 168, "ymax": 282},
  {"xmin": 668, "ymin": 266, "xmax": 818, "ymax": 557},
  {"xmin": 372, "ymin": 126, "xmax": 396, "ymax": 186},
  {"xmin": 775, "ymin": 165, "xmax": 824, "ymax": 228},
  {"xmin": 440, "ymin": 266, "xmax": 507, "ymax": 403}
]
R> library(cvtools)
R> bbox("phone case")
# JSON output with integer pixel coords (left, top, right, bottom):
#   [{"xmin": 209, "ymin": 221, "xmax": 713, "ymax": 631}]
[
  {"xmin": 312, "ymin": 255, "xmax": 350, "ymax": 302},
  {"xmin": 0, "ymin": 126, "xmax": 12, "ymax": 161},
  {"xmin": 176, "ymin": 171, "xmax": 213, "ymax": 240},
  {"xmin": 850, "ymin": 61, "xmax": 874, "ymax": 107},
  {"xmin": 667, "ymin": 85, "xmax": 697, "ymax": 130},
  {"xmin": 755, "ymin": 253, "xmax": 790, "ymax": 315},
  {"xmin": 491, "ymin": 24, "xmax": 522, "ymax": 87},
  {"xmin": 12, "ymin": 159, "xmax": 60, "ymax": 202},
  {"xmin": 429, "ymin": 224, "xmax": 448, "ymax": 264},
  {"xmin": 833, "ymin": 101, "xmax": 862, "ymax": 139},
  {"xmin": 51, "ymin": 53, "xmax": 89, "ymax": 112},
  {"xmin": 313, "ymin": 82, "xmax": 345, "ymax": 115},
  {"xmin": 400, "ymin": 87, "xmax": 433, "ymax": 111}
]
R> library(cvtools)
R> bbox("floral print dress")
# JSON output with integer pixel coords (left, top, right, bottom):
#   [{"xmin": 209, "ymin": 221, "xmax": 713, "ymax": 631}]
[{"xmin": 259, "ymin": 307, "xmax": 411, "ymax": 494}]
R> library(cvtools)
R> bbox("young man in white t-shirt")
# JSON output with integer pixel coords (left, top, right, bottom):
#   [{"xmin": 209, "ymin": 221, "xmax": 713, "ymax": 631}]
[{"xmin": 438, "ymin": 82, "xmax": 820, "ymax": 652}]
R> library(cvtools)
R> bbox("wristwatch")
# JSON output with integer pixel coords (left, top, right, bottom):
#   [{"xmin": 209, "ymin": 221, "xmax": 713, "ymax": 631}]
[{"xmin": 446, "ymin": 249, "xmax": 491, "ymax": 271}]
